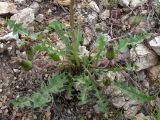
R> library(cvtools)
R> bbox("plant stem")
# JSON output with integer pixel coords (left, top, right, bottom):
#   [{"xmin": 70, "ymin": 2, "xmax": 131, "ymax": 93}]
[
  {"xmin": 84, "ymin": 67, "xmax": 100, "ymax": 88},
  {"xmin": 70, "ymin": 0, "xmax": 75, "ymax": 42},
  {"xmin": 70, "ymin": 0, "xmax": 80, "ymax": 67}
]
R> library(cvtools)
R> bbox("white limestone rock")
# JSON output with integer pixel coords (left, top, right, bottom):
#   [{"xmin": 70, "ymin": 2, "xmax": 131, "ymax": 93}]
[
  {"xmin": 111, "ymin": 96, "xmax": 126, "ymax": 108},
  {"xmin": 119, "ymin": 0, "xmax": 147, "ymax": 7},
  {"xmin": 11, "ymin": 7, "xmax": 35, "ymax": 28},
  {"xmin": 124, "ymin": 105, "xmax": 141, "ymax": 119},
  {"xmin": 100, "ymin": 10, "xmax": 110, "ymax": 20},
  {"xmin": 0, "ymin": 2, "xmax": 17, "ymax": 15},
  {"xmin": 123, "ymin": 100, "xmax": 139, "ymax": 110},
  {"xmin": 106, "ymin": 71, "xmax": 125, "ymax": 82},
  {"xmin": 87, "ymin": 11, "xmax": 98, "ymax": 25},
  {"xmin": 88, "ymin": 1, "xmax": 100, "ymax": 13},
  {"xmin": 35, "ymin": 0, "xmax": 42, "ymax": 2},
  {"xmin": 79, "ymin": 46, "xmax": 89, "ymax": 57},
  {"xmin": 123, "ymin": 100, "xmax": 141, "ymax": 119},
  {"xmin": 105, "ymin": 85, "xmax": 125, "ymax": 108},
  {"xmin": 149, "ymin": 36, "xmax": 160, "ymax": 56},
  {"xmin": 130, "ymin": 0, "xmax": 147, "ymax": 8},
  {"xmin": 0, "ymin": 43, "xmax": 6, "ymax": 53},
  {"xmin": 130, "ymin": 44, "xmax": 158, "ymax": 71},
  {"xmin": 14, "ymin": 0, "xmax": 26, "ymax": 4},
  {"xmin": 0, "ymin": 32, "xmax": 19, "ymax": 41},
  {"xmin": 119, "ymin": 0, "xmax": 130, "ymax": 6},
  {"xmin": 35, "ymin": 14, "xmax": 44, "ymax": 22},
  {"xmin": 30, "ymin": 2, "xmax": 40, "ymax": 14}
]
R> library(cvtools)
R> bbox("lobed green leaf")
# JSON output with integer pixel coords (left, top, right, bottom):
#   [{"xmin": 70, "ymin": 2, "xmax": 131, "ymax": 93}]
[{"xmin": 115, "ymin": 81, "xmax": 152, "ymax": 104}]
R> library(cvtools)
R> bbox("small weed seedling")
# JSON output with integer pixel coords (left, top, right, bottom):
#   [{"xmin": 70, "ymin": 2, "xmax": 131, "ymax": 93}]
[
  {"xmin": 9, "ymin": 19, "xmax": 152, "ymax": 114},
  {"xmin": 9, "ymin": 0, "xmax": 153, "ymax": 116}
]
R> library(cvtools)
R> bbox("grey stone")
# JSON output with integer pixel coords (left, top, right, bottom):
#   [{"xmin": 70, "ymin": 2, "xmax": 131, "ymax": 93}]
[
  {"xmin": 35, "ymin": 0, "xmax": 42, "ymax": 2},
  {"xmin": 30, "ymin": 2, "xmax": 40, "ymax": 14},
  {"xmin": 0, "ymin": 2, "xmax": 17, "ymax": 15},
  {"xmin": 0, "ymin": 32, "xmax": 19, "ymax": 41},
  {"xmin": 149, "ymin": 36, "xmax": 160, "ymax": 56},
  {"xmin": 119, "ymin": 0, "xmax": 147, "ymax": 7},
  {"xmin": 11, "ymin": 7, "xmax": 35, "ymax": 28},
  {"xmin": 35, "ymin": 14, "xmax": 44, "ymax": 22},
  {"xmin": 87, "ymin": 12, "xmax": 98, "ymax": 25},
  {"xmin": 130, "ymin": 44, "xmax": 158, "ymax": 71},
  {"xmin": 124, "ymin": 105, "xmax": 141, "ymax": 119},
  {"xmin": 93, "ymin": 104, "xmax": 101, "ymax": 114},
  {"xmin": 100, "ymin": 10, "xmax": 110, "ymax": 20},
  {"xmin": 123, "ymin": 100, "xmax": 139, "ymax": 110},
  {"xmin": 130, "ymin": 0, "xmax": 147, "ymax": 7},
  {"xmin": 14, "ymin": 0, "xmax": 26, "ymax": 4},
  {"xmin": 88, "ymin": 1, "xmax": 100, "ymax": 13},
  {"xmin": 111, "ymin": 96, "xmax": 126, "ymax": 108},
  {"xmin": 79, "ymin": 46, "xmax": 89, "ymax": 57}
]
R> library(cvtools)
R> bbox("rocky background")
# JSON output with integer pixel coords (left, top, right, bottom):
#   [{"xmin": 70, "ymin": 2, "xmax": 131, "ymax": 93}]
[{"xmin": 0, "ymin": 0, "xmax": 160, "ymax": 120}]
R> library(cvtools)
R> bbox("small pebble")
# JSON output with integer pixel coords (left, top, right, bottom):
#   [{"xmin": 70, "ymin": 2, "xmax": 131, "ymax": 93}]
[{"xmin": 0, "ymin": 89, "xmax": 3, "ymax": 93}]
